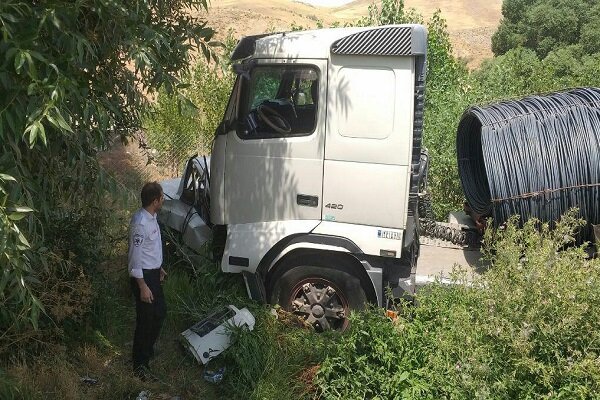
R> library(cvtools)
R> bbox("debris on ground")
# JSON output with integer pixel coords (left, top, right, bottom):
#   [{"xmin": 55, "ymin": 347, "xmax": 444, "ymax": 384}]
[
  {"xmin": 181, "ymin": 305, "xmax": 255, "ymax": 364},
  {"xmin": 135, "ymin": 390, "xmax": 150, "ymax": 400},
  {"xmin": 80, "ymin": 376, "xmax": 98, "ymax": 385},
  {"xmin": 203, "ymin": 366, "xmax": 226, "ymax": 384}
]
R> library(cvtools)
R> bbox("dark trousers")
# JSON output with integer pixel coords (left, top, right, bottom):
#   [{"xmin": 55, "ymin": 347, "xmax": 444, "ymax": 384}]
[{"xmin": 131, "ymin": 269, "xmax": 167, "ymax": 371}]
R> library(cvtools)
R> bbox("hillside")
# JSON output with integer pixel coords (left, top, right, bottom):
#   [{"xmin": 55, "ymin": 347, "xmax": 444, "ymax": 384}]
[{"xmin": 206, "ymin": 0, "xmax": 503, "ymax": 68}]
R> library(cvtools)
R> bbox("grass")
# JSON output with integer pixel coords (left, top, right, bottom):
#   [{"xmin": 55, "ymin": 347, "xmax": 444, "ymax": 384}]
[
  {"xmin": 5, "ymin": 178, "xmax": 599, "ymax": 399},
  {"xmin": 1, "ymin": 222, "xmax": 332, "ymax": 399}
]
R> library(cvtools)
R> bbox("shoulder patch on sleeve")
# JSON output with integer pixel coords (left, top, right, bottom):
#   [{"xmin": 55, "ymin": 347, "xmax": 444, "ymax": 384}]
[
  {"xmin": 133, "ymin": 233, "xmax": 144, "ymax": 247},
  {"xmin": 131, "ymin": 223, "xmax": 145, "ymax": 247}
]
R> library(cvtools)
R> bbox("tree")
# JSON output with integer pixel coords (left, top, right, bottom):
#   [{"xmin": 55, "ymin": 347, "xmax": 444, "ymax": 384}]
[
  {"xmin": 0, "ymin": 0, "xmax": 218, "ymax": 337},
  {"xmin": 353, "ymin": 0, "xmax": 471, "ymax": 217},
  {"xmin": 144, "ymin": 33, "xmax": 236, "ymax": 177},
  {"xmin": 492, "ymin": 0, "xmax": 600, "ymax": 58}
]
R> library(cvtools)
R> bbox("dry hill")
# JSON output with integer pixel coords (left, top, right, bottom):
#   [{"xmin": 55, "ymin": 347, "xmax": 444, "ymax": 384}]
[{"xmin": 205, "ymin": 0, "xmax": 503, "ymax": 68}]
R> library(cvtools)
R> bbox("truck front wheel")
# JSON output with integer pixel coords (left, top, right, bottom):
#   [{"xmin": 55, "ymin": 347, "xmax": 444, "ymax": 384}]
[{"xmin": 270, "ymin": 265, "xmax": 367, "ymax": 332}]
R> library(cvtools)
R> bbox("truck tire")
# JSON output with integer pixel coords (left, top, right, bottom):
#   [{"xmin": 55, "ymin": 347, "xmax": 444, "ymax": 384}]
[{"xmin": 269, "ymin": 265, "xmax": 367, "ymax": 332}]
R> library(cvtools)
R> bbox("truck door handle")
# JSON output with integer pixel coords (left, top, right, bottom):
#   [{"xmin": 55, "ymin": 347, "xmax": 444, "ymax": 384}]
[{"xmin": 297, "ymin": 194, "xmax": 319, "ymax": 207}]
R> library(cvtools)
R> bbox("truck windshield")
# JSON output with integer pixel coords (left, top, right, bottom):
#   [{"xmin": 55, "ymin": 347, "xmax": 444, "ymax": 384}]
[{"xmin": 238, "ymin": 65, "xmax": 319, "ymax": 138}]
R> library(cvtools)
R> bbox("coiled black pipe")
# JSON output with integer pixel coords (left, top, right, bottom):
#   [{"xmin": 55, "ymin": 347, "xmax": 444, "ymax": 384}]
[{"xmin": 457, "ymin": 87, "xmax": 600, "ymax": 227}]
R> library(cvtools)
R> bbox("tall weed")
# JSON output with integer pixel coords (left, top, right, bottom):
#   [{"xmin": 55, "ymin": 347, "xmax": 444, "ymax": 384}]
[
  {"xmin": 317, "ymin": 211, "xmax": 600, "ymax": 398},
  {"xmin": 222, "ymin": 309, "xmax": 332, "ymax": 400}
]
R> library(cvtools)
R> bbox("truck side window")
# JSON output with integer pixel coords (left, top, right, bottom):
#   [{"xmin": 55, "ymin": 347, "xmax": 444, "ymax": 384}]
[{"xmin": 237, "ymin": 65, "xmax": 319, "ymax": 139}]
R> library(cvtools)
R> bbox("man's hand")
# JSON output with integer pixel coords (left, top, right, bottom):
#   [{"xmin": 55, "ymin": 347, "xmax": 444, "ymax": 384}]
[
  {"xmin": 160, "ymin": 267, "xmax": 167, "ymax": 282},
  {"xmin": 140, "ymin": 284, "xmax": 154, "ymax": 303},
  {"xmin": 136, "ymin": 278, "xmax": 154, "ymax": 303}
]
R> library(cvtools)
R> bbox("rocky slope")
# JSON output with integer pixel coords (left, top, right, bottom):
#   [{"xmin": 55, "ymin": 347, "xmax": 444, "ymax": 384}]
[{"xmin": 204, "ymin": 0, "xmax": 503, "ymax": 68}]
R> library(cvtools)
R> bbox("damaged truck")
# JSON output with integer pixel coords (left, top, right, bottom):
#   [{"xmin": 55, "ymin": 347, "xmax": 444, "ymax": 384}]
[{"xmin": 159, "ymin": 24, "xmax": 600, "ymax": 331}]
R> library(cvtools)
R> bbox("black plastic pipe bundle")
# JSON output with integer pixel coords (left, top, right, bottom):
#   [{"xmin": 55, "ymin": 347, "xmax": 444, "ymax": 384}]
[{"xmin": 457, "ymin": 87, "xmax": 600, "ymax": 227}]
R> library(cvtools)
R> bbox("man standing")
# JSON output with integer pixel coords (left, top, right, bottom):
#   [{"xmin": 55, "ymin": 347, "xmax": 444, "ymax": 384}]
[{"xmin": 129, "ymin": 181, "xmax": 167, "ymax": 378}]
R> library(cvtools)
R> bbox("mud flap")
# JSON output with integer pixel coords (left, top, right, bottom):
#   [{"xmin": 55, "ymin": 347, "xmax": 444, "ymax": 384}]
[{"xmin": 242, "ymin": 271, "xmax": 267, "ymax": 303}]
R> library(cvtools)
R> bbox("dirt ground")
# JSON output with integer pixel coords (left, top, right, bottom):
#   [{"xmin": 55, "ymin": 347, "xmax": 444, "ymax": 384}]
[{"xmin": 98, "ymin": 137, "xmax": 167, "ymax": 191}]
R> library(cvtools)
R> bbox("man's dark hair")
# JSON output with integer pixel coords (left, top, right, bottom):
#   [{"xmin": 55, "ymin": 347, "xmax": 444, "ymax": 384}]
[{"xmin": 141, "ymin": 181, "xmax": 163, "ymax": 207}]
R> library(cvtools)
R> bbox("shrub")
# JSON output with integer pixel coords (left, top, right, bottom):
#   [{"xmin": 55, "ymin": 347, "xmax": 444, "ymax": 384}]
[
  {"xmin": 0, "ymin": 0, "xmax": 219, "ymax": 347},
  {"xmin": 491, "ymin": 0, "xmax": 600, "ymax": 58},
  {"xmin": 144, "ymin": 34, "xmax": 236, "ymax": 176},
  {"xmin": 317, "ymin": 211, "xmax": 600, "ymax": 398}
]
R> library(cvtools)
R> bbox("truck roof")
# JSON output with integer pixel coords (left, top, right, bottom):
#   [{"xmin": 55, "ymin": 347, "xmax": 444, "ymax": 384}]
[{"xmin": 231, "ymin": 24, "xmax": 427, "ymax": 61}]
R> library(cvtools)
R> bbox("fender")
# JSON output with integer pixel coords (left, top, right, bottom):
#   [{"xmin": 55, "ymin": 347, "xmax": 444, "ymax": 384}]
[
  {"xmin": 244, "ymin": 233, "xmax": 382, "ymax": 306},
  {"xmin": 256, "ymin": 233, "xmax": 361, "ymax": 277}
]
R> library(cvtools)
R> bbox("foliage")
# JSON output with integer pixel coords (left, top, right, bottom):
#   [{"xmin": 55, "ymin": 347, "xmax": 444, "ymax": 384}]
[
  {"xmin": 144, "ymin": 32, "xmax": 237, "ymax": 174},
  {"xmin": 0, "ymin": 173, "xmax": 40, "ymax": 332},
  {"xmin": 492, "ymin": 0, "xmax": 600, "ymax": 58},
  {"xmin": 418, "ymin": 13, "xmax": 473, "ymax": 218},
  {"xmin": 221, "ymin": 309, "xmax": 330, "ymax": 400},
  {"xmin": 473, "ymin": 47, "xmax": 551, "ymax": 98},
  {"xmin": 0, "ymin": 0, "xmax": 218, "ymax": 350},
  {"xmin": 483, "ymin": 0, "xmax": 600, "ymax": 101},
  {"xmin": 355, "ymin": 0, "xmax": 423, "ymax": 26},
  {"xmin": 474, "ymin": 46, "xmax": 600, "ymax": 103},
  {"xmin": 144, "ymin": 86, "xmax": 204, "ymax": 175},
  {"xmin": 317, "ymin": 211, "xmax": 600, "ymax": 398}
]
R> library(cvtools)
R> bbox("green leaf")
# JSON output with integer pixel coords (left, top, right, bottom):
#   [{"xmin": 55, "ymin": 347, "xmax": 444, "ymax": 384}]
[
  {"xmin": 77, "ymin": 39, "xmax": 84, "ymax": 63},
  {"xmin": 0, "ymin": 174, "xmax": 16, "ymax": 182},
  {"xmin": 29, "ymin": 50, "xmax": 48, "ymax": 64},
  {"xmin": 17, "ymin": 231, "xmax": 30, "ymax": 247},
  {"xmin": 30, "ymin": 304, "xmax": 39, "ymax": 330},
  {"xmin": 8, "ymin": 213, "xmax": 27, "ymax": 221},
  {"xmin": 36, "ymin": 121, "xmax": 46, "ymax": 145},
  {"xmin": 48, "ymin": 108, "xmax": 73, "ymax": 133},
  {"xmin": 9, "ymin": 206, "xmax": 34, "ymax": 213},
  {"xmin": 1, "ymin": 12, "xmax": 18, "ymax": 23},
  {"xmin": 14, "ymin": 51, "xmax": 25, "ymax": 73},
  {"xmin": 398, "ymin": 371, "xmax": 410, "ymax": 382},
  {"xmin": 27, "ymin": 82, "xmax": 37, "ymax": 95},
  {"xmin": 24, "ymin": 122, "xmax": 38, "ymax": 147},
  {"xmin": 50, "ymin": 11, "xmax": 62, "ymax": 29},
  {"xmin": 24, "ymin": 51, "xmax": 37, "ymax": 79}
]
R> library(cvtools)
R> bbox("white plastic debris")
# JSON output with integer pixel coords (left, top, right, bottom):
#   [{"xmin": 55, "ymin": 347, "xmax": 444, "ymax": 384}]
[{"xmin": 181, "ymin": 305, "xmax": 255, "ymax": 365}]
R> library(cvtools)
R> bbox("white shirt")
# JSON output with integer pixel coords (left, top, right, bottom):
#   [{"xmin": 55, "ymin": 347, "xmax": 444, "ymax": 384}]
[{"xmin": 128, "ymin": 208, "xmax": 163, "ymax": 279}]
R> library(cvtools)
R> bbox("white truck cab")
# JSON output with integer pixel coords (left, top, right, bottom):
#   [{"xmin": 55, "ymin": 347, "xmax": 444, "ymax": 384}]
[{"xmin": 160, "ymin": 25, "xmax": 429, "ymax": 331}]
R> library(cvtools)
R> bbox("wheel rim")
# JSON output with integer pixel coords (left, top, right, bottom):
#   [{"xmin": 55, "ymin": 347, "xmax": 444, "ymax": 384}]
[{"xmin": 287, "ymin": 278, "xmax": 349, "ymax": 332}]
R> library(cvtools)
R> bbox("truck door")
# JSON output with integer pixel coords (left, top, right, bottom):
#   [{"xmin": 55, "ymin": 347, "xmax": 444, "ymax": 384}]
[
  {"xmin": 224, "ymin": 60, "xmax": 326, "ymax": 225},
  {"xmin": 322, "ymin": 55, "xmax": 416, "ymax": 230}
]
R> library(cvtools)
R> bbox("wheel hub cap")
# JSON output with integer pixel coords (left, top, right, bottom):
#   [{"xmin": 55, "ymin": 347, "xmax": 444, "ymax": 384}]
[
  {"xmin": 311, "ymin": 304, "xmax": 325, "ymax": 318},
  {"xmin": 289, "ymin": 280, "xmax": 350, "ymax": 331}
]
